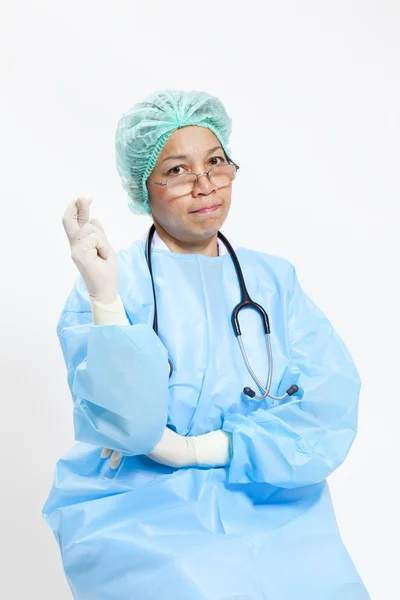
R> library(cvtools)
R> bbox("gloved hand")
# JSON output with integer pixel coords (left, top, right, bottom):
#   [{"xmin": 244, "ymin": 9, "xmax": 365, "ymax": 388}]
[
  {"xmin": 100, "ymin": 448, "xmax": 123, "ymax": 469},
  {"xmin": 100, "ymin": 428, "xmax": 232, "ymax": 470},
  {"xmin": 62, "ymin": 197, "xmax": 118, "ymax": 304}
]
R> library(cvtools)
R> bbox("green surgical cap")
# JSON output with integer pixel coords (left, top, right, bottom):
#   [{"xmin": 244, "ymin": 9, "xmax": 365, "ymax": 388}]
[{"xmin": 115, "ymin": 89, "xmax": 232, "ymax": 215}]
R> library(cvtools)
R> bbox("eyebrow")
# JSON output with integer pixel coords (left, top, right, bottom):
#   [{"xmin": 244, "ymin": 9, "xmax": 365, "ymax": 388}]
[{"xmin": 161, "ymin": 145, "xmax": 224, "ymax": 164}]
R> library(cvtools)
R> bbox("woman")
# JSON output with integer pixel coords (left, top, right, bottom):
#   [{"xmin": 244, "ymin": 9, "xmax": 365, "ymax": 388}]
[{"xmin": 43, "ymin": 90, "xmax": 370, "ymax": 599}]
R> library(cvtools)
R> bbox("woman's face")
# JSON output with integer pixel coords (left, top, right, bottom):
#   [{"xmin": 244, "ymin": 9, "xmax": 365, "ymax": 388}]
[{"xmin": 146, "ymin": 126, "xmax": 233, "ymax": 244}]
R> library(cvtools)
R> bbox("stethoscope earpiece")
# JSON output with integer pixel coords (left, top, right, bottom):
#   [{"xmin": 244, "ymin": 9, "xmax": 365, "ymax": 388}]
[
  {"xmin": 243, "ymin": 387, "xmax": 256, "ymax": 398},
  {"xmin": 286, "ymin": 385, "xmax": 299, "ymax": 396}
]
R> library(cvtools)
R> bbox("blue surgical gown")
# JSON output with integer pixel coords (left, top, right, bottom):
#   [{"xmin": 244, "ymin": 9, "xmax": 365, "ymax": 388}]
[{"xmin": 42, "ymin": 239, "xmax": 370, "ymax": 599}]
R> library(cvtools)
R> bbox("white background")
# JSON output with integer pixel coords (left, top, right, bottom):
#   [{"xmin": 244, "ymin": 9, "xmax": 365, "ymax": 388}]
[{"xmin": 1, "ymin": 1, "xmax": 399, "ymax": 598}]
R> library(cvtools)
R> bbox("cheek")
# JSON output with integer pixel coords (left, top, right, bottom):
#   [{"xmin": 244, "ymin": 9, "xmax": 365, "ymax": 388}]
[
  {"xmin": 149, "ymin": 189, "xmax": 187, "ymax": 220},
  {"xmin": 148, "ymin": 186, "xmax": 168, "ymax": 212},
  {"xmin": 220, "ymin": 185, "xmax": 232, "ymax": 205}
]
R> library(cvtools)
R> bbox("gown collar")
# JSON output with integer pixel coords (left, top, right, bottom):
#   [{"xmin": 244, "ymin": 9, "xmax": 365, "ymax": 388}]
[{"xmin": 140, "ymin": 227, "xmax": 234, "ymax": 256}]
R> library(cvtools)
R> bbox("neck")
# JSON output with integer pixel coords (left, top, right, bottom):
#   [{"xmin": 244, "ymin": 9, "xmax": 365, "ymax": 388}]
[{"xmin": 153, "ymin": 223, "xmax": 219, "ymax": 257}]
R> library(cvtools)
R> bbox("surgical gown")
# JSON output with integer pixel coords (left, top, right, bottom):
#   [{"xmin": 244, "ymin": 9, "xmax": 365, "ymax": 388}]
[{"xmin": 42, "ymin": 236, "xmax": 370, "ymax": 600}]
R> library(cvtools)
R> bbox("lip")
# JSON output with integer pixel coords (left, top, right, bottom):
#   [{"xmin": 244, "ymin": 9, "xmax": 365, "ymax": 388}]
[{"xmin": 191, "ymin": 204, "xmax": 221, "ymax": 214}]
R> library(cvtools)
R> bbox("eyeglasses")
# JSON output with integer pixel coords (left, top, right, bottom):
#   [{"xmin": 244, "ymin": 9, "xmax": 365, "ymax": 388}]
[{"xmin": 147, "ymin": 159, "xmax": 240, "ymax": 197}]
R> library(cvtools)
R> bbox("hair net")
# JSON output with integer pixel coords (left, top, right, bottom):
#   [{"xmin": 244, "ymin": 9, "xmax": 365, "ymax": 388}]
[{"xmin": 115, "ymin": 89, "xmax": 233, "ymax": 215}]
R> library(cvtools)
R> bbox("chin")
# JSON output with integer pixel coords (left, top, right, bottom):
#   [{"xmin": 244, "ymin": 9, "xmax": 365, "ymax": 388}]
[{"xmin": 200, "ymin": 216, "xmax": 227, "ymax": 236}]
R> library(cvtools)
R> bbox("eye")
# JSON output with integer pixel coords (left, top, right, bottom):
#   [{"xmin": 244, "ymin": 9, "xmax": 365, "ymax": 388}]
[
  {"xmin": 166, "ymin": 165, "xmax": 185, "ymax": 176},
  {"xmin": 209, "ymin": 155, "xmax": 227, "ymax": 166}
]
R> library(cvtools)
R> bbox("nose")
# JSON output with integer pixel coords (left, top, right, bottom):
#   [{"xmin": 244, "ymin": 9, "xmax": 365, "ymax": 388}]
[{"xmin": 192, "ymin": 172, "xmax": 216, "ymax": 196}]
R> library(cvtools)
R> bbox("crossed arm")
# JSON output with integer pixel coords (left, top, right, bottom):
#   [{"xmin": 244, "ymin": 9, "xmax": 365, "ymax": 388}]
[{"xmin": 63, "ymin": 263, "xmax": 360, "ymax": 488}]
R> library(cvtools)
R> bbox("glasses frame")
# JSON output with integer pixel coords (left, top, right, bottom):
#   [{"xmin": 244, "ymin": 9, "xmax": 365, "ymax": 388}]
[{"xmin": 147, "ymin": 157, "xmax": 240, "ymax": 195}]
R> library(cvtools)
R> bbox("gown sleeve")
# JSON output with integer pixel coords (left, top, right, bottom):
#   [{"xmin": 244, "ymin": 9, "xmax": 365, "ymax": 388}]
[
  {"xmin": 222, "ymin": 262, "xmax": 361, "ymax": 488},
  {"xmin": 57, "ymin": 275, "xmax": 170, "ymax": 455}
]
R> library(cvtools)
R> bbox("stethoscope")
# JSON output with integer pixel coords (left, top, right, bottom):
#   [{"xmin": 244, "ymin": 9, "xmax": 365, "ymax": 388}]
[{"xmin": 145, "ymin": 223, "xmax": 299, "ymax": 401}]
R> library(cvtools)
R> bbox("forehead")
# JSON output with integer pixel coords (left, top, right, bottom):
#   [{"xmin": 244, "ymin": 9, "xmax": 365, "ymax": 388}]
[{"xmin": 159, "ymin": 126, "xmax": 221, "ymax": 158}]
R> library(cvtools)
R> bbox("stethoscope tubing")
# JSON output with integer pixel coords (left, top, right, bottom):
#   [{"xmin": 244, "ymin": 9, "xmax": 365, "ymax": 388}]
[{"xmin": 145, "ymin": 224, "xmax": 298, "ymax": 401}]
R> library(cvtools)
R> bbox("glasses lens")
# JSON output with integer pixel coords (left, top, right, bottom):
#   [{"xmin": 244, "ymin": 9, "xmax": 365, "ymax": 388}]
[
  {"xmin": 209, "ymin": 164, "xmax": 237, "ymax": 187},
  {"xmin": 166, "ymin": 174, "xmax": 196, "ymax": 196}
]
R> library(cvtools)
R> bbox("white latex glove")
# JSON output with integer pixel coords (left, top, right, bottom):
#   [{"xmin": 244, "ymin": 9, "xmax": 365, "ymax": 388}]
[
  {"xmin": 90, "ymin": 295, "xmax": 130, "ymax": 326},
  {"xmin": 100, "ymin": 428, "xmax": 232, "ymax": 470},
  {"xmin": 62, "ymin": 197, "xmax": 118, "ymax": 304},
  {"xmin": 146, "ymin": 427, "xmax": 232, "ymax": 469},
  {"xmin": 100, "ymin": 429, "xmax": 232, "ymax": 471}
]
